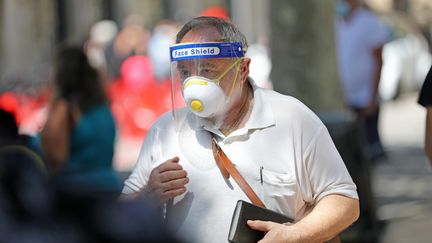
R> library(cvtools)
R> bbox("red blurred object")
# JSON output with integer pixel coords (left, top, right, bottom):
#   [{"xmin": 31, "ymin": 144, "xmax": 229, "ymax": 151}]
[
  {"xmin": 109, "ymin": 53, "xmax": 186, "ymax": 139},
  {"xmin": 0, "ymin": 91, "xmax": 19, "ymax": 115},
  {"xmin": 0, "ymin": 91, "xmax": 49, "ymax": 134},
  {"xmin": 199, "ymin": 5, "xmax": 230, "ymax": 21},
  {"xmin": 108, "ymin": 73, "xmax": 178, "ymax": 139},
  {"xmin": 120, "ymin": 55, "xmax": 153, "ymax": 90}
]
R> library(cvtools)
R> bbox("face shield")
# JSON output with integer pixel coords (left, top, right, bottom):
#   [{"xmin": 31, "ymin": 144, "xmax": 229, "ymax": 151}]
[
  {"xmin": 170, "ymin": 42, "xmax": 245, "ymax": 124},
  {"xmin": 168, "ymin": 42, "xmax": 245, "ymax": 174}
]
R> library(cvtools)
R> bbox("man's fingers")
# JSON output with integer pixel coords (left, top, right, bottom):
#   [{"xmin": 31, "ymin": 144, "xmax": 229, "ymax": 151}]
[
  {"xmin": 247, "ymin": 220, "xmax": 277, "ymax": 232},
  {"xmin": 161, "ymin": 177, "xmax": 189, "ymax": 191},
  {"xmin": 160, "ymin": 169, "xmax": 188, "ymax": 183},
  {"xmin": 157, "ymin": 157, "xmax": 183, "ymax": 173},
  {"xmin": 168, "ymin": 156, "xmax": 180, "ymax": 163}
]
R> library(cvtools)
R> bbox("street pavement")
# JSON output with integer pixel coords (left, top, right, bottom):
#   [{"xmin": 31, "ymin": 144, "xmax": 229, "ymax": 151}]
[{"xmin": 374, "ymin": 92, "xmax": 432, "ymax": 243}]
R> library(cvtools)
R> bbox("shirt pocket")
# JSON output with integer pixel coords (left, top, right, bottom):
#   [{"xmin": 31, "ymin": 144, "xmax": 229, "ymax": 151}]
[{"xmin": 254, "ymin": 167, "xmax": 301, "ymax": 217}]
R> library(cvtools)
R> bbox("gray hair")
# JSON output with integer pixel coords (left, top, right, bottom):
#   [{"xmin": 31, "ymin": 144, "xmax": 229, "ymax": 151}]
[{"xmin": 176, "ymin": 16, "xmax": 248, "ymax": 54}]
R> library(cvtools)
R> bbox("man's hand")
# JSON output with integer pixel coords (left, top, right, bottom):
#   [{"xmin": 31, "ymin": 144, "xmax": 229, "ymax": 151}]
[
  {"xmin": 361, "ymin": 97, "xmax": 378, "ymax": 117},
  {"xmin": 146, "ymin": 156, "xmax": 189, "ymax": 203},
  {"xmin": 247, "ymin": 220, "xmax": 304, "ymax": 243}
]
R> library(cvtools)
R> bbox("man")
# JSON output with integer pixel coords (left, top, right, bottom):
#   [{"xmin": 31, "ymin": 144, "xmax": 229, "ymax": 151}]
[
  {"xmin": 335, "ymin": 0, "xmax": 388, "ymax": 160},
  {"xmin": 418, "ymin": 66, "xmax": 432, "ymax": 164},
  {"xmin": 123, "ymin": 16, "xmax": 359, "ymax": 243}
]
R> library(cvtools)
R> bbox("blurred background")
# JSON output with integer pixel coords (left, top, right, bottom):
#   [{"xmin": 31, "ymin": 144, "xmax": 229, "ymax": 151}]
[{"xmin": 0, "ymin": 0, "xmax": 431, "ymax": 242}]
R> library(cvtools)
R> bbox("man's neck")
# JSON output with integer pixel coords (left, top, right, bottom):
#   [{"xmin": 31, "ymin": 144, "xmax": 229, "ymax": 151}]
[{"xmin": 219, "ymin": 83, "xmax": 254, "ymax": 136}]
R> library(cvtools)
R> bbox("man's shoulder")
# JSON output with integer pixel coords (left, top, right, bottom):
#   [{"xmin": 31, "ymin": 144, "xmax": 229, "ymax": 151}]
[
  {"xmin": 258, "ymin": 88, "xmax": 311, "ymax": 110},
  {"xmin": 257, "ymin": 88, "xmax": 322, "ymax": 124},
  {"xmin": 257, "ymin": 88, "xmax": 325, "ymax": 147},
  {"xmin": 257, "ymin": 87, "xmax": 297, "ymax": 103}
]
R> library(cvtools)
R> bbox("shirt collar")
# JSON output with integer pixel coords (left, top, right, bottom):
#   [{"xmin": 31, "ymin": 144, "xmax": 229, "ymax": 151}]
[{"xmin": 190, "ymin": 78, "xmax": 275, "ymax": 138}]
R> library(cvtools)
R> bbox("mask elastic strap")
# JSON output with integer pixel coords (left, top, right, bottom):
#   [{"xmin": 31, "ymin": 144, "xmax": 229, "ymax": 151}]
[
  {"xmin": 226, "ymin": 59, "xmax": 242, "ymax": 97},
  {"xmin": 215, "ymin": 58, "xmax": 243, "ymax": 85}
]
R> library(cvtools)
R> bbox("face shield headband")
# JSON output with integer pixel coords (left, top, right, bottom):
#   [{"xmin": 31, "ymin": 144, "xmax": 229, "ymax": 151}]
[{"xmin": 170, "ymin": 42, "xmax": 244, "ymax": 62}]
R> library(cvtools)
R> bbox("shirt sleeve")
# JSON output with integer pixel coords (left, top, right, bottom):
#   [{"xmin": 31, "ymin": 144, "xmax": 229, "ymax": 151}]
[
  {"xmin": 365, "ymin": 12, "xmax": 389, "ymax": 49},
  {"xmin": 303, "ymin": 125, "xmax": 359, "ymax": 202},
  {"xmin": 418, "ymin": 66, "xmax": 432, "ymax": 107},
  {"xmin": 122, "ymin": 126, "xmax": 157, "ymax": 194}
]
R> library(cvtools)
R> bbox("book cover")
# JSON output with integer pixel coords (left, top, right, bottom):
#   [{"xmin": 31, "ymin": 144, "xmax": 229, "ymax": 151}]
[{"xmin": 228, "ymin": 200, "xmax": 293, "ymax": 243}]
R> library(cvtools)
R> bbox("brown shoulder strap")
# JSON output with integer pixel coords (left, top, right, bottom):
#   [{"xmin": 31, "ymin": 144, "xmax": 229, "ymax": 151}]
[{"xmin": 211, "ymin": 138, "xmax": 266, "ymax": 208}]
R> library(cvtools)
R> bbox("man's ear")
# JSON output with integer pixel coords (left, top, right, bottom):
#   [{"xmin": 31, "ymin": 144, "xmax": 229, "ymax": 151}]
[{"xmin": 240, "ymin": 58, "xmax": 251, "ymax": 83}]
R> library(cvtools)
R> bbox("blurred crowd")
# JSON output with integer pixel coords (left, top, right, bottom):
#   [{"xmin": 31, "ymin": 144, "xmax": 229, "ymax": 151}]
[{"xmin": 0, "ymin": 15, "xmax": 179, "ymax": 140}]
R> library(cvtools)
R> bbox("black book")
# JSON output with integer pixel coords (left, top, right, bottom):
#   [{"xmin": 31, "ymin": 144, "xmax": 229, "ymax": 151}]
[{"xmin": 228, "ymin": 200, "xmax": 293, "ymax": 243}]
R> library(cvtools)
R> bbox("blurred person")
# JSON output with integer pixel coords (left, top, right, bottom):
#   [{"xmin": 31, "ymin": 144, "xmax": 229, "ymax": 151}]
[
  {"xmin": 148, "ymin": 19, "xmax": 178, "ymax": 82},
  {"xmin": 0, "ymin": 108, "xmax": 52, "ymax": 242},
  {"xmin": 85, "ymin": 20, "xmax": 118, "ymax": 70},
  {"xmin": 37, "ymin": 45, "xmax": 122, "ymax": 195},
  {"xmin": 105, "ymin": 15, "xmax": 150, "ymax": 80},
  {"xmin": 0, "ymin": 145, "xmax": 53, "ymax": 242},
  {"xmin": 418, "ymin": 65, "xmax": 432, "ymax": 164},
  {"xmin": 335, "ymin": 0, "xmax": 388, "ymax": 161},
  {"xmin": 109, "ymin": 18, "xmax": 177, "ymax": 139},
  {"xmin": 0, "ymin": 148, "xmax": 180, "ymax": 243},
  {"xmin": 48, "ymin": 188, "xmax": 182, "ymax": 243},
  {"xmin": 0, "ymin": 108, "xmax": 44, "ymax": 168},
  {"xmin": 335, "ymin": 0, "xmax": 389, "ymax": 241},
  {"xmin": 122, "ymin": 16, "xmax": 359, "ymax": 243},
  {"xmin": 0, "ymin": 107, "xmax": 179, "ymax": 243},
  {"xmin": 0, "ymin": 108, "xmax": 26, "ymax": 147},
  {"xmin": 246, "ymin": 38, "xmax": 273, "ymax": 89}
]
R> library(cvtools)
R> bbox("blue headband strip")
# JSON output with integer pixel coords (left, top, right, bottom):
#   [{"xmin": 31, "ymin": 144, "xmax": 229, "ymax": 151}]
[{"xmin": 170, "ymin": 42, "xmax": 244, "ymax": 61}]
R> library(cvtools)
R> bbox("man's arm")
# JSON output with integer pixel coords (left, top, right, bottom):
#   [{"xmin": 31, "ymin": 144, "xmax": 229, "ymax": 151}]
[
  {"xmin": 425, "ymin": 107, "xmax": 432, "ymax": 164},
  {"xmin": 41, "ymin": 99, "xmax": 70, "ymax": 172},
  {"xmin": 248, "ymin": 194, "xmax": 359, "ymax": 243},
  {"xmin": 362, "ymin": 45, "xmax": 383, "ymax": 117}
]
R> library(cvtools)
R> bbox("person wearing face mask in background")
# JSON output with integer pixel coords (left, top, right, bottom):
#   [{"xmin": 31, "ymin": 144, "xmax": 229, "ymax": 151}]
[
  {"xmin": 122, "ymin": 16, "xmax": 359, "ymax": 243},
  {"xmin": 335, "ymin": 0, "xmax": 389, "ymax": 241},
  {"xmin": 335, "ymin": 0, "xmax": 388, "ymax": 160}
]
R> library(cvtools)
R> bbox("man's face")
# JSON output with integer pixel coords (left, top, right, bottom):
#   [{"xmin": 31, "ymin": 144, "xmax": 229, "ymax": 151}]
[{"xmin": 178, "ymin": 27, "xmax": 248, "ymax": 95}]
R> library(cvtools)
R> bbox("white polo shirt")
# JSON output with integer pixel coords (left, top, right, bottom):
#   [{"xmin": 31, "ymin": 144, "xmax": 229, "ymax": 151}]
[
  {"xmin": 123, "ymin": 81, "xmax": 358, "ymax": 243},
  {"xmin": 336, "ymin": 8, "xmax": 388, "ymax": 107}
]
